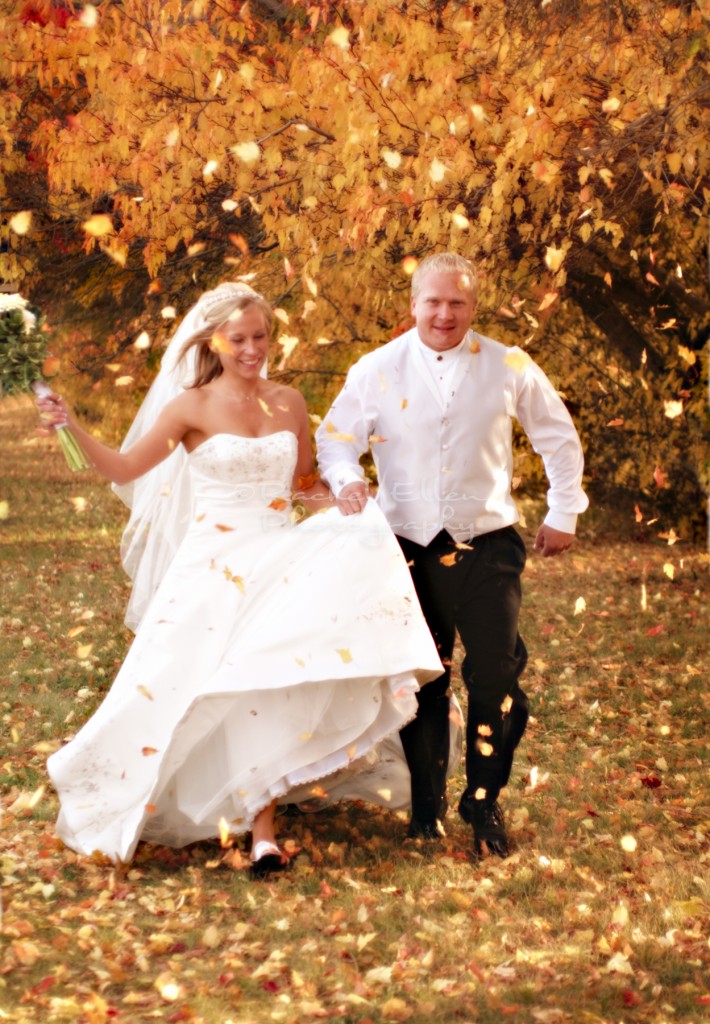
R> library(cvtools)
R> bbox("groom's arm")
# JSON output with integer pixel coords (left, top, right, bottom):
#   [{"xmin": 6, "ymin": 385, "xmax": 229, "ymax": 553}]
[{"xmin": 315, "ymin": 361, "xmax": 376, "ymax": 516}]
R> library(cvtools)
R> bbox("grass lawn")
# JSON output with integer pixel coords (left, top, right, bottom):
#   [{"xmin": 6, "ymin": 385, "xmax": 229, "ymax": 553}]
[{"xmin": 1, "ymin": 398, "xmax": 708, "ymax": 1023}]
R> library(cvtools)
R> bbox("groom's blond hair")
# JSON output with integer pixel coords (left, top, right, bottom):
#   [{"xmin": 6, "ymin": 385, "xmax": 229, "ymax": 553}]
[{"xmin": 411, "ymin": 253, "xmax": 478, "ymax": 299}]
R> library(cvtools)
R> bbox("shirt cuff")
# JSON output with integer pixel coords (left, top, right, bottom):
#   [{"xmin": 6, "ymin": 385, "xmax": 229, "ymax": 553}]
[
  {"xmin": 543, "ymin": 510, "xmax": 578, "ymax": 534},
  {"xmin": 323, "ymin": 464, "xmax": 366, "ymax": 497}
]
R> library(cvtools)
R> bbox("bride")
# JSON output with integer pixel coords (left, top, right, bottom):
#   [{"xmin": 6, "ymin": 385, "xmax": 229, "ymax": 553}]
[{"xmin": 37, "ymin": 282, "xmax": 458, "ymax": 874}]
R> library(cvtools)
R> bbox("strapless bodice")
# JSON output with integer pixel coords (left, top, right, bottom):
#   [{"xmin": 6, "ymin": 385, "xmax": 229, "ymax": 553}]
[{"xmin": 187, "ymin": 431, "xmax": 297, "ymax": 511}]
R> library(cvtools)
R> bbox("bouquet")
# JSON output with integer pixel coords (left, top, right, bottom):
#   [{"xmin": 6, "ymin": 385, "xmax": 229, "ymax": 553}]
[{"xmin": 0, "ymin": 293, "xmax": 89, "ymax": 470}]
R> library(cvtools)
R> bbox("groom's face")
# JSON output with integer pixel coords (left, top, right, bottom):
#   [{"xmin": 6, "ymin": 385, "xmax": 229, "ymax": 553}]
[{"xmin": 411, "ymin": 270, "xmax": 477, "ymax": 352}]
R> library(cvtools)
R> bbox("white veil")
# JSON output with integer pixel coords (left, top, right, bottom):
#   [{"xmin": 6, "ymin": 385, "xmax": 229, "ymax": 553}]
[{"xmin": 113, "ymin": 282, "xmax": 266, "ymax": 631}]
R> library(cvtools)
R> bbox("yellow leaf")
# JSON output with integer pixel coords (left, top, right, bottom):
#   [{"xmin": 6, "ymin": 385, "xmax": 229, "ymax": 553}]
[
  {"xmin": 76, "ymin": 644, "xmax": 93, "ymax": 660},
  {"xmin": 663, "ymin": 400, "xmax": 683, "ymax": 419},
  {"xmin": 620, "ymin": 834, "xmax": 637, "ymax": 853},
  {"xmin": 328, "ymin": 26, "xmax": 350, "ymax": 49},
  {"xmin": 544, "ymin": 245, "xmax": 566, "ymax": 272},
  {"xmin": 401, "ymin": 256, "xmax": 417, "ymax": 275},
  {"xmin": 78, "ymin": 4, "xmax": 99, "ymax": 29},
  {"xmin": 0, "ymin": 500, "xmax": 9, "ymax": 520},
  {"xmin": 504, "ymin": 350, "xmax": 530, "ymax": 373},
  {"xmin": 537, "ymin": 291, "xmax": 559, "ymax": 312},
  {"xmin": 663, "ymin": 562, "xmax": 674, "ymax": 580},
  {"xmin": 82, "ymin": 214, "xmax": 114, "ymax": 237},
  {"xmin": 257, "ymin": 397, "xmax": 274, "ymax": 417},
  {"xmin": 666, "ymin": 152, "xmax": 682, "ymax": 175},
  {"xmin": 429, "ymin": 158, "xmax": 446, "ymax": 183},
  {"xmin": 10, "ymin": 211, "xmax": 32, "ymax": 235},
  {"xmin": 134, "ymin": 331, "xmax": 150, "ymax": 350},
  {"xmin": 231, "ymin": 141, "xmax": 260, "ymax": 164},
  {"xmin": 601, "ymin": 96, "xmax": 621, "ymax": 113},
  {"xmin": 439, "ymin": 552, "xmax": 458, "ymax": 567},
  {"xmin": 203, "ymin": 159, "xmax": 219, "ymax": 178},
  {"xmin": 114, "ymin": 376, "xmax": 134, "ymax": 387},
  {"xmin": 277, "ymin": 334, "xmax": 299, "ymax": 363},
  {"xmin": 336, "ymin": 648, "xmax": 353, "ymax": 663},
  {"xmin": 137, "ymin": 685, "xmax": 154, "ymax": 701},
  {"xmin": 232, "ymin": 576, "xmax": 246, "ymax": 595},
  {"xmin": 574, "ymin": 597, "xmax": 586, "ymax": 616},
  {"xmin": 381, "ymin": 148, "xmax": 402, "ymax": 169}
]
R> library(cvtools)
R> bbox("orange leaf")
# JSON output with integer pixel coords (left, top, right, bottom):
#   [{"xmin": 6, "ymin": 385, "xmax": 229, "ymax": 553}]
[{"xmin": 142, "ymin": 746, "xmax": 159, "ymax": 756}]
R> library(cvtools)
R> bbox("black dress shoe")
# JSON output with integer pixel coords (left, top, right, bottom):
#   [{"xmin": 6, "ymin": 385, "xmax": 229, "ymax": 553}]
[
  {"xmin": 459, "ymin": 797, "xmax": 510, "ymax": 858},
  {"xmin": 407, "ymin": 818, "xmax": 445, "ymax": 840}
]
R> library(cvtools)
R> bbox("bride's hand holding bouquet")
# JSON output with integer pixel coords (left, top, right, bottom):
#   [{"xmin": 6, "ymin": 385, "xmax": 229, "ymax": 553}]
[{"xmin": 0, "ymin": 292, "xmax": 89, "ymax": 471}]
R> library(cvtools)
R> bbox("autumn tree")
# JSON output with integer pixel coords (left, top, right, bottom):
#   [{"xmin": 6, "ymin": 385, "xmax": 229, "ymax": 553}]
[{"xmin": 1, "ymin": 0, "xmax": 708, "ymax": 534}]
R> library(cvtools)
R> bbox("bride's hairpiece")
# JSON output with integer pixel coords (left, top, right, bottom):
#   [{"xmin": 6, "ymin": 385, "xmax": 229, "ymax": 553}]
[{"xmin": 198, "ymin": 282, "xmax": 263, "ymax": 321}]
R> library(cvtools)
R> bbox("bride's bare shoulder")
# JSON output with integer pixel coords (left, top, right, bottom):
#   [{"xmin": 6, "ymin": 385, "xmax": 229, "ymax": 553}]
[{"xmin": 264, "ymin": 380, "xmax": 306, "ymax": 408}]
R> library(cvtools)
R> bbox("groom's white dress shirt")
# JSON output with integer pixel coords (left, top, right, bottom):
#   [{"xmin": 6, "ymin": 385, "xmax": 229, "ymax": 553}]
[{"xmin": 316, "ymin": 328, "xmax": 588, "ymax": 547}]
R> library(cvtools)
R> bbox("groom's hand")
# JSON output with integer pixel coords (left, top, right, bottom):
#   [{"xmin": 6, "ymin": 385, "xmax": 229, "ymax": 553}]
[
  {"xmin": 336, "ymin": 482, "xmax": 369, "ymax": 516},
  {"xmin": 533, "ymin": 524, "xmax": 574, "ymax": 557}
]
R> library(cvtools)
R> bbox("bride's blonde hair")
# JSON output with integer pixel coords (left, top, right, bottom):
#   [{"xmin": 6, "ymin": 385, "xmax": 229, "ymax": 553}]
[{"xmin": 178, "ymin": 284, "xmax": 274, "ymax": 388}]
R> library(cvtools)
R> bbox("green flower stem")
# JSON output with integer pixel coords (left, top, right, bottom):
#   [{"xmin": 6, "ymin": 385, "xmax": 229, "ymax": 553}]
[{"xmin": 56, "ymin": 426, "xmax": 90, "ymax": 472}]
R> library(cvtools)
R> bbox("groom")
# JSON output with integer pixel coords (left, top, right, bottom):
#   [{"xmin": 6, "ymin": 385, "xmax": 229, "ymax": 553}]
[{"xmin": 316, "ymin": 253, "xmax": 588, "ymax": 857}]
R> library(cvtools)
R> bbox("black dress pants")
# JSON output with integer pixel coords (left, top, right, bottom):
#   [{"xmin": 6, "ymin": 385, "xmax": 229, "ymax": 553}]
[{"xmin": 397, "ymin": 526, "xmax": 529, "ymax": 824}]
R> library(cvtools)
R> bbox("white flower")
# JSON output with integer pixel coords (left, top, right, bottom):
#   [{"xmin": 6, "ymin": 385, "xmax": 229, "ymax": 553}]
[
  {"xmin": 21, "ymin": 308, "xmax": 37, "ymax": 334},
  {"xmin": 0, "ymin": 293, "xmax": 28, "ymax": 314}
]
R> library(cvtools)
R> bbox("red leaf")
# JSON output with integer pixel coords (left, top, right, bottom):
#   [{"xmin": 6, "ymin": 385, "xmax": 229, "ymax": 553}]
[
  {"xmin": 646, "ymin": 624, "xmax": 665, "ymax": 637},
  {"xmin": 640, "ymin": 776, "xmax": 662, "ymax": 789}
]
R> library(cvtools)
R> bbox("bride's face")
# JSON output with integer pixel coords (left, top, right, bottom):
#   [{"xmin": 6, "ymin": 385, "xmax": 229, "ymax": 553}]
[{"xmin": 212, "ymin": 304, "xmax": 270, "ymax": 380}]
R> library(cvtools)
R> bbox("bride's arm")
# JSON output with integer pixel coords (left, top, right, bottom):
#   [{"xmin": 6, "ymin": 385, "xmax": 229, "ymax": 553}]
[
  {"xmin": 290, "ymin": 392, "xmax": 335, "ymax": 512},
  {"xmin": 36, "ymin": 391, "xmax": 195, "ymax": 485}
]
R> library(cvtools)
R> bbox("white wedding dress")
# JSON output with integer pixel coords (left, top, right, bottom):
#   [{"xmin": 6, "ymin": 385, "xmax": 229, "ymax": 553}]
[{"xmin": 48, "ymin": 431, "xmax": 459, "ymax": 863}]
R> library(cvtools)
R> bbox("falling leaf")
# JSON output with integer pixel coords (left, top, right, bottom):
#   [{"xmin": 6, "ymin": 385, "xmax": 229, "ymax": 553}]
[
  {"xmin": 620, "ymin": 834, "xmax": 637, "ymax": 853},
  {"xmin": 663, "ymin": 562, "xmax": 675, "ymax": 580},
  {"xmin": 10, "ymin": 211, "xmax": 32, "ymax": 235},
  {"xmin": 469, "ymin": 337, "xmax": 481, "ymax": 354},
  {"xmin": 215, "ymin": 523, "xmax": 234, "ymax": 532},
  {"xmin": 401, "ymin": 257, "xmax": 417, "ymax": 275},
  {"xmin": 76, "ymin": 644, "xmax": 93, "ymax": 659},
  {"xmin": 368, "ymin": 434, "xmax": 387, "ymax": 444},
  {"xmin": 544, "ymin": 245, "xmax": 566, "ymax": 272},
  {"xmin": 78, "ymin": 4, "xmax": 98, "ymax": 28},
  {"xmin": 439, "ymin": 552, "xmax": 458, "ymax": 567},
  {"xmin": 429, "ymin": 158, "xmax": 446, "ymax": 183},
  {"xmin": 504, "ymin": 350, "xmax": 530, "ymax": 373},
  {"xmin": 137, "ymin": 685, "xmax": 154, "ymax": 701},
  {"xmin": 336, "ymin": 648, "xmax": 353, "ymax": 663},
  {"xmin": 381, "ymin": 148, "xmax": 402, "ymax": 169},
  {"xmin": 231, "ymin": 576, "xmax": 246, "ymax": 595},
  {"xmin": 278, "ymin": 334, "xmax": 299, "ymax": 363},
  {"xmin": 142, "ymin": 746, "xmax": 159, "ymax": 756},
  {"xmin": 537, "ymin": 291, "xmax": 559, "ymax": 312},
  {"xmin": 203, "ymin": 159, "xmax": 219, "ymax": 177},
  {"xmin": 574, "ymin": 596, "xmax": 586, "ymax": 615},
  {"xmin": 114, "ymin": 376, "xmax": 134, "ymax": 387},
  {"xmin": 328, "ymin": 26, "xmax": 350, "ymax": 49},
  {"xmin": 602, "ymin": 96, "xmax": 621, "ymax": 113},
  {"xmin": 230, "ymin": 141, "xmax": 260, "ymax": 164},
  {"xmin": 646, "ymin": 624, "xmax": 664, "ymax": 637},
  {"xmin": 607, "ymin": 418, "xmax": 624, "ymax": 427},
  {"xmin": 324, "ymin": 421, "xmax": 355, "ymax": 442},
  {"xmin": 653, "ymin": 465, "xmax": 667, "ymax": 487},
  {"xmin": 82, "ymin": 214, "xmax": 114, "ymax": 237},
  {"xmin": 664, "ymin": 400, "xmax": 683, "ymax": 419}
]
